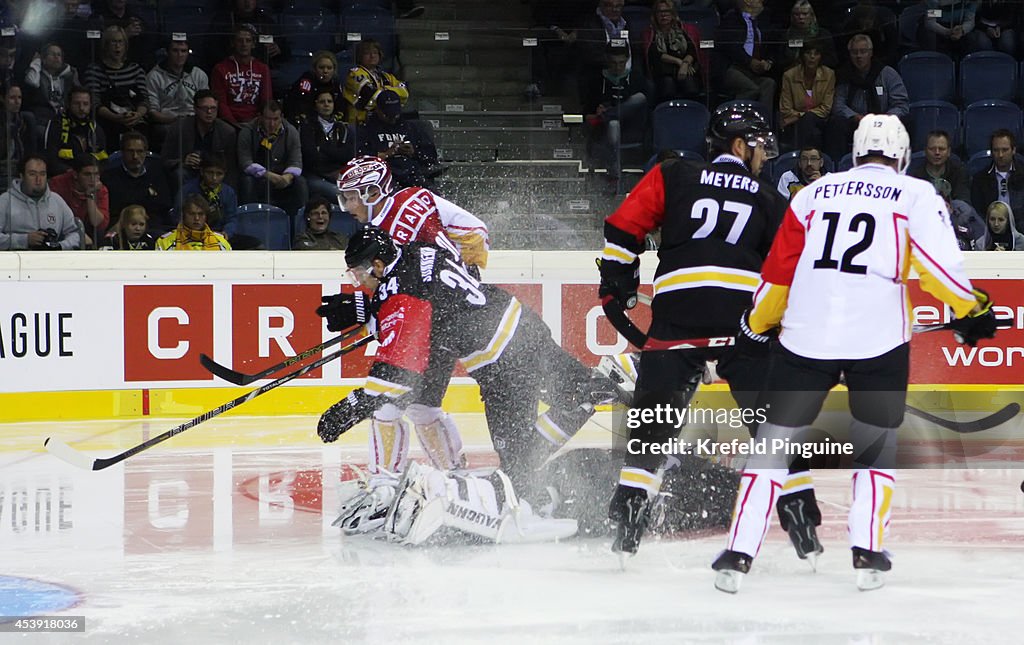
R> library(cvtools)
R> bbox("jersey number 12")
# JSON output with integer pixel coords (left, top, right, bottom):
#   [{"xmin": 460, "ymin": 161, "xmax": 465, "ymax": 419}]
[{"xmin": 812, "ymin": 211, "xmax": 876, "ymax": 275}]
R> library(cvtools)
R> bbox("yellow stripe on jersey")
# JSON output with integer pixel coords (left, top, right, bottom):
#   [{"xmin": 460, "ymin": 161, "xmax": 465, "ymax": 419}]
[
  {"xmin": 602, "ymin": 242, "xmax": 637, "ymax": 264},
  {"xmin": 653, "ymin": 267, "xmax": 761, "ymax": 296},
  {"xmin": 365, "ymin": 377, "xmax": 413, "ymax": 398},
  {"xmin": 618, "ymin": 467, "xmax": 662, "ymax": 495},
  {"xmin": 461, "ymin": 299, "xmax": 522, "ymax": 372},
  {"xmin": 782, "ymin": 474, "xmax": 814, "ymax": 492},
  {"xmin": 909, "ymin": 256, "xmax": 977, "ymax": 319},
  {"xmin": 534, "ymin": 412, "xmax": 571, "ymax": 447},
  {"xmin": 748, "ymin": 283, "xmax": 790, "ymax": 335}
]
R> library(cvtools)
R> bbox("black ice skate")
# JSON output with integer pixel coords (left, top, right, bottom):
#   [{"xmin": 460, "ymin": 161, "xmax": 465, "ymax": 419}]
[
  {"xmin": 609, "ymin": 486, "xmax": 650, "ymax": 564},
  {"xmin": 779, "ymin": 497, "xmax": 824, "ymax": 571},
  {"xmin": 852, "ymin": 547, "xmax": 892, "ymax": 591},
  {"xmin": 712, "ymin": 550, "xmax": 752, "ymax": 594}
]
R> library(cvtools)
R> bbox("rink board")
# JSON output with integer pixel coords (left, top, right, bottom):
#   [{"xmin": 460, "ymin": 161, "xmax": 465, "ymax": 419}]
[{"xmin": 1, "ymin": 251, "xmax": 1022, "ymax": 421}]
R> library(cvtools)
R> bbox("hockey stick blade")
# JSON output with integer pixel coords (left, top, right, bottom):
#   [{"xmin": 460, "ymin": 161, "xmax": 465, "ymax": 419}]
[
  {"xmin": 200, "ymin": 326, "xmax": 367, "ymax": 385},
  {"xmin": 905, "ymin": 402, "xmax": 1021, "ymax": 434},
  {"xmin": 912, "ymin": 315, "xmax": 1013, "ymax": 334},
  {"xmin": 45, "ymin": 335, "xmax": 374, "ymax": 471}
]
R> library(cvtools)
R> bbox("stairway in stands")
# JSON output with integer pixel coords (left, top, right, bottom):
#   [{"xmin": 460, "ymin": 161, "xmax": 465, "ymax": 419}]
[{"xmin": 397, "ymin": 0, "xmax": 631, "ymax": 250}]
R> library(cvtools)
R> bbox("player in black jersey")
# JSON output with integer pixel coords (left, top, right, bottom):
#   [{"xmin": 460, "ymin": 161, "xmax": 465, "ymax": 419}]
[
  {"xmin": 599, "ymin": 104, "xmax": 822, "ymax": 560},
  {"xmin": 316, "ymin": 226, "xmax": 615, "ymax": 498}
]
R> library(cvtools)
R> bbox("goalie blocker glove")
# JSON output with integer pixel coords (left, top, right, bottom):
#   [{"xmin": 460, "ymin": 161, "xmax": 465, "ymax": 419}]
[
  {"xmin": 949, "ymin": 288, "xmax": 998, "ymax": 347},
  {"xmin": 316, "ymin": 291, "xmax": 370, "ymax": 332},
  {"xmin": 318, "ymin": 388, "xmax": 381, "ymax": 442}
]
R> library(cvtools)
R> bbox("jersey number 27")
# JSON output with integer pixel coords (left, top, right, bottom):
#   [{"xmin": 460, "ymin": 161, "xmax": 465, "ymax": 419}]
[{"xmin": 691, "ymin": 198, "xmax": 752, "ymax": 244}]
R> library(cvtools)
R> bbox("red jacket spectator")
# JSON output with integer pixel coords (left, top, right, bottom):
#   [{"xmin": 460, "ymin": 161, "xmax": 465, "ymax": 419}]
[
  {"xmin": 49, "ymin": 165, "xmax": 111, "ymax": 247},
  {"xmin": 211, "ymin": 56, "xmax": 272, "ymax": 126}
]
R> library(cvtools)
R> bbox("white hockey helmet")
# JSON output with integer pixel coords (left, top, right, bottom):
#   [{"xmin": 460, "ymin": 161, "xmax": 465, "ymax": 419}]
[
  {"xmin": 852, "ymin": 114, "xmax": 911, "ymax": 174},
  {"xmin": 336, "ymin": 156, "xmax": 394, "ymax": 211}
]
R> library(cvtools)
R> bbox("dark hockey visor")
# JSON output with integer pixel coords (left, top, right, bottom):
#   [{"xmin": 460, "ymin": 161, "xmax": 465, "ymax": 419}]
[{"xmin": 747, "ymin": 132, "xmax": 779, "ymax": 160}]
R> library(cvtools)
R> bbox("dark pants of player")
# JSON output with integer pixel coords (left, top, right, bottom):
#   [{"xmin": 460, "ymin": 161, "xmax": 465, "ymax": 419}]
[
  {"xmin": 416, "ymin": 347, "xmax": 458, "ymax": 409},
  {"xmin": 474, "ymin": 306, "xmax": 596, "ymax": 499}
]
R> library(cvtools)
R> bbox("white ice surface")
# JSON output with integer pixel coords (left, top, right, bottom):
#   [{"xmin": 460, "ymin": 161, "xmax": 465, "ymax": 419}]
[{"xmin": 2, "ymin": 414, "xmax": 1023, "ymax": 644}]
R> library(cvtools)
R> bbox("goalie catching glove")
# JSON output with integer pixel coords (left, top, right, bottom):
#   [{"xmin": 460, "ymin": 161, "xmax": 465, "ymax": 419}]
[
  {"xmin": 949, "ymin": 288, "xmax": 998, "ymax": 347},
  {"xmin": 316, "ymin": 291, "xmax": 370, "ymax": 332}
]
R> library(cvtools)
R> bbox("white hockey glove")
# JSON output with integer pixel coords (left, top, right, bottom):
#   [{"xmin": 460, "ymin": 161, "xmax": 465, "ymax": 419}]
[{"xmin": 332, "ymin": 469, "xmax": 402, "ymax": 535}]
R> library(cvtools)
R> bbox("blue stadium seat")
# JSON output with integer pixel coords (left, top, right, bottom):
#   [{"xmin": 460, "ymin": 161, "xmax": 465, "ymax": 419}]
[
  {"xmin": 678, "ymin": 7, "xmax": 719, "ymax": 41},
  {"xmin": 621, "ymin": 5, "xmax": 651, "ymax": 44},
  {"xmin": 960, "ymin": 51, "xmax": 1017, "ymax": 105},
  {"xmin": 770, "ymin": 150, "xmax": 834, "ymax": 185},
  {"xmin": 966, "ymin": 150, "xmax": 1024, "ymax": 177},
  {"xmin": 233, "ymin": 204, "xmax": 291, "ymax": 250},
  {"xmin": 963, "ymin": 99, "xmax": 1022, "ymax": 156},
  {"xmin": 281, "ymin": 9, "xmax": 338, "ymax": 54},
  {"xmin": 652, "ymin": 100, "xmax": 709, "ymax": 155},
  {"xmin": 160, "ymin": 0, "xmax": 213, "ymax": 42},
  {"xmin": 838, "ymin": 153, "xmax": 854, "ymax": 171},
  {"xmin": 277, "ymin": 50, "xmax": 316, "ymax": 92},
  {"xmin": 340, "ymin": 7, "xmax": 398, "ymax": 69},
  {"xmin": 643, "ymin": 149, "xmax": 704, "ymax": 171},
  {"xmin": 908, "ymin": 100, "xmax": 960, "ymax": 152},
  {"xmin": 899, "ymin": 52, "xmax": 955, "ymax": 103},
  {"xmin": 294, "ymin": 205, "xmax": 360, "ymax": 238}
]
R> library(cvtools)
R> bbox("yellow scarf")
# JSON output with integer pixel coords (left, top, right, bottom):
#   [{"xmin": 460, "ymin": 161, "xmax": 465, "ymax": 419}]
[{"xmin": 171, "ymin": 225, "xmax": 227, "ymax": 250}]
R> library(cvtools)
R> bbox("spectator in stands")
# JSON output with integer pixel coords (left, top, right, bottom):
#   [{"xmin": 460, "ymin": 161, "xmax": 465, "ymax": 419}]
[
  {"xmin": 343, "ymin": 39, "xmax": 408, "ymax": 126},
  {"xmin": 579, "ymin": 41, "xmax": 648, "ymax": 183},
  {"xmin": 909, "ymin": 130, "xmax": 970, "ymax": 202},
  {"xmin": 178, "ymin": 153, "xmax": 238, "ymax": 237},
  {"xmin": 358, "ymin": 89, "xmax": 438, "ymax": 191},
  {"xmin": 156, "ymin": 193, "xmax": 231, "ymax": 250},
  {"xmin": 293, "ymin": 196, "xmax": 348, "ymax": 251},
  {"xmin": 211, "ymin": 25, "xmax": 272, "ymax": 128},
  {"xmin": 238, "ymin": 99, "xmax": 306, "ymax": 218},
  {"xmin": 102, "ymin": 131, "xmax": 173, "ymax": 231},
  {"xmin": 99, "ymin": 204, "xmax": 156, "ymax": 250},
  {"xmin": 48, "ymin": 154, "xmax": 109, "ymax": 249},
  {"xmin": 44, "ymin": 86, "xmax": 107, "ymax": 175},
  {"xmin": 146, "ymin": 37, "xmax": 210, "ymax": 147},
  {"xmin": 0, "ymin": 154, "xmax": 81, "ymax": 251},
  {"xmin": 779, "ymin": 41, "xmax": 834, "ymax": 151},
  {"xmin": 206, "ymin": 0, "xmax": 289, "ymax": 84},
  {"xmin": 576, "ymin": 0, "xmax": 631, "ymax": 74},
  {"xmin": 973, "ymin": 1, "xmax": 1017, "ymax": 55},
  {"xmin": 824, "ymin": 33, "xmax": 908, "ymax": 161},
  {"xmin": 36, "ymin": 0, "xmax": 96, "ymax": 66},
  {"xmin": 970, "ymin": 129, "xmax": 1024, "ymax": 231},
  {"xmin": 83, "ymin": 25, "xmax": 149, "ymax": 152},
  {"xmin": 716, "ymin": 0, "xmax": 777, "ymax": 109},
  {"xmin": 981, "ymin": 200, "xmax": 1024, "ymax": 250},
  {"xmin": 96, "ymin": 0, "xmax": 155, "ymax": 69},
  {"xmin": 1, "ymin": 83, "xmax": 37, "ymax": 191},
  {"xmin": 23, "ymin": 43, "xmax": 78, "ymax": 129},
  {"xmin": 162, "ymin": 89, "xmax": 238, "ymax": 188},
  {"xmin": 0, "ymin": 37, "xmax": 24, "ymax": 94},
  {"xmin": 936, "ymin": 178, "xmax": 986, "ymax": 251},
  {"xmin": 779, "ymin": 0, "xmax": 837, "ymax": 70},
  {"xmin": 921, "ymin": 0, "xmax": 982, "ymax": 56},
  {"xmin": 300, "ymin": 89, "xmax": 356, "ymax": 200},
  {"xmin": 643, "ymin": 0, "xmax": 705, "ymax": 102},
  {"xmin": 285, "ymin": 51, "xmax": 345, "ymax": 126},
  {"xmin": 840, "ymin": 1, "xmax": 899, "ymax": 68},
  {"xmin": 776, "ymin": 145, "xmax": 825, "ymax": 198}
]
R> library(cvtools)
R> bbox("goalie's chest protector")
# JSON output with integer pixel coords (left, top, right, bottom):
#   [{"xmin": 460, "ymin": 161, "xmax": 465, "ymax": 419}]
[{"xmin": 651, "ymin": 158, "xmax": 785, "ymax": 330}]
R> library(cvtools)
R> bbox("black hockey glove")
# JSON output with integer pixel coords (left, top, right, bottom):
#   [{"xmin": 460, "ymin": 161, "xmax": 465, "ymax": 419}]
[
  {"xmin": 317, "ymin": 388, "xmax": 380, "ymax": 442},
  {"xmin": 598, "ymin": 258, "xmax": 640, "ymax": 309},
  {"xmin": 316, "ymin": 291, "xmax": 369, "ymax": 332},
  {"xmin": 735, "ymin": 309, "xmax": 776, "ymax": 359},
  {"xmin": 949, "ymin": 288, "xmax": 998, "ymax": 347}
]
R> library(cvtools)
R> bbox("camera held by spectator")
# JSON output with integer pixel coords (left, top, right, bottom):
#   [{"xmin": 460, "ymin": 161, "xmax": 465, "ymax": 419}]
[{"xmin": 38, "ymin": 228, "xmax": 63, "ymax": 250}]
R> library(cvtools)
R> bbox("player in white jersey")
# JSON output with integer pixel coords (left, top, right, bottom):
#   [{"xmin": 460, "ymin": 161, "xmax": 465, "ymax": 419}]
[{"xmin": 712, "ymin": 115, "xmax": 1000, "ymax": 593}]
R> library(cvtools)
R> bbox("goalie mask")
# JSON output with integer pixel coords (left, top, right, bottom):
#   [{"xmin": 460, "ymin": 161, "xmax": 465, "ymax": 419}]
[{"xmin": 337, "ymin": 156, "xmax": 394, "ymax": 214}]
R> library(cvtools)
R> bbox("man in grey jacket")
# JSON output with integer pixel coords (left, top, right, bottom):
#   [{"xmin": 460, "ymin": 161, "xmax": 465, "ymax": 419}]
[
  {"xmin": 237, "ymin": 99, "xmax": 306, "ymax": 220},
  {"xmin": 0, "ymin": 155, "xmax": 81, "ymax": 251},
  {"xmin": 146, "ymin": 36, "xmax": 210, "ymax": 148},
  {"xmin": 824, "ymin": 33, "xmax": 909, "ymax": 162}
]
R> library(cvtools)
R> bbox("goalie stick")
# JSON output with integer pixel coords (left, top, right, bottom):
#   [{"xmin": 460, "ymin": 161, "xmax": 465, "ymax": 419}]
[
  {"xmin": 200, "ymin": 325, "xmax": 368, "ymax": 385},
  {"xmin": 45, "ymin": 335, "xmax": 374, "ymax": 471}
]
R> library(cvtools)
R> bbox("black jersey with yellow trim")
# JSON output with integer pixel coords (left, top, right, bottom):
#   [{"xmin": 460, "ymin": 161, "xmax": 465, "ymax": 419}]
[{"xmin": 603, "ymin": 156, "xmax": 787, "ymax": 333}]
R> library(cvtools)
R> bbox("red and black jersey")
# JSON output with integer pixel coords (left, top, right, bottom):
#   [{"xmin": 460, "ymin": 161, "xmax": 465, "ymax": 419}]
[
  {"xmin": 364, "ymin": 242, "xmax": 521, "ymax": 401},
  {"xmin": 602, "ymin": 155, "xmax": 787, "ymax": 332}
]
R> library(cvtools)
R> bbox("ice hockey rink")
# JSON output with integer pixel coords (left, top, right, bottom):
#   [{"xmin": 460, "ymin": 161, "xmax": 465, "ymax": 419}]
[{"xmin": 2, "ymin": 411, "xmax": 1023, "ymax": 645}]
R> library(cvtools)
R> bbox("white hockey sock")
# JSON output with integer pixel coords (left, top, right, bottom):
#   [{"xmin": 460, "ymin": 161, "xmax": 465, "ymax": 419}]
[
  {"xmin": 406, "ymin": 404, "xmax": 466, "ymax": 470},
  {"xmin": 369, "ymin": 404, "xmax": 410, "ymax": 474},
  {"xmin": 848, "ymin": 469, "xmax": 895, "ymax": 553}
]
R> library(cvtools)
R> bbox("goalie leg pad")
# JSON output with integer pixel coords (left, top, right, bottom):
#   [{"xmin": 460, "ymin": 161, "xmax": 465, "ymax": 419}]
[
  {"xmin": 369, "ymin": 403, "xmax": 410, "ymax": 474},
  {"xmin": 405, "ymin": 404, "xmax": 466, "ymax": 470}
]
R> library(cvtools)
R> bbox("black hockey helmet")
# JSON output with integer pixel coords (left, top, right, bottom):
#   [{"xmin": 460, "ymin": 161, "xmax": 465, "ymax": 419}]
[
  {"xmin": 345, "ymin": 225, "xmax": 398, "ymax": 270},
  {"xmin": 707, "ymin": 103, "xmax": 779, "ymax": 160}
]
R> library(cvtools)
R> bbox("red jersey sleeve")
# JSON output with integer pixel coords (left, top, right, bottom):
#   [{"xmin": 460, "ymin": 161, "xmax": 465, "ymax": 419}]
[
  {"xmin": 372, "ymin": 293, "xmax": 433, "ymax": 375},
  {"xmin": 605, "ymin": 164, "xmax": 667, "ymax": 243}
]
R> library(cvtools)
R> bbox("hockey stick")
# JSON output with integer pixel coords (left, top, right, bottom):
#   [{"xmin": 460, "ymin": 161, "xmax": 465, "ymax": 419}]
[
  {"xmin": 199, "ymin": 325, "xmax": 367, "ymax": 385},
  {"xmin": 45, "ymin": 335, "xmax": 375, "ymax": 471},
  {"xmin": 905, "ymin": 401, "xmax": 1020, "ymax": 434},
  {"xmin": 912, "ymin": 315, "xmax": 1013, "ymax": 334}
]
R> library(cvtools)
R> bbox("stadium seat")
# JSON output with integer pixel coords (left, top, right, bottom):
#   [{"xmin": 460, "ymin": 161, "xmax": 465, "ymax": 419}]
[
  {"xmin": 960, "ymin": 51, "xmax": 1017, "ymax": 105},
  {"xmin": 281, "ymin": 9, "xmax": 338, "ymax": 55},
  {"xmin": 966, "ymin": 150, "xmax": 1024, "ymax": 177},
  {"xmin": 621, "ymin": 5, "xmax": 651, "ymax": 44},
  {"xmin": 838, "ymin": 153, "xmax": 854, "ymax": 171},
  {"xmin": 963, "ymin": 100, "xmax": 1022, "ymax": 156},
  {"xmin": 899, "ymin": 52, "xmax": 955, "ymax": 103},
  {"xmin": 908, "ymin": 100, "xmax": 960, "ymax": 152},
  {"xmin": 340, "ymin": 7, "xmax": 398, "ymax": 69},
  {"xmin": 159, "ymin": 0, "xmax": 213, "ymax": 42},
  {"xmin": 294, "ymin": 205, "xmax": 360, "ymax": 239},
  {"xmin": 678, "ymin": 7, "xmax": 719, "ymax": 41},
  {"xmin": 233, "ymin": 204, "xmax": 291, "ymax": 250},
  {"xmin": 651, "ymin": 100, "xmax": 709, "ymax": 155},
  {"xmin": 642, "ymin": 149, "xmax": 704, "ymax": 171}
]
